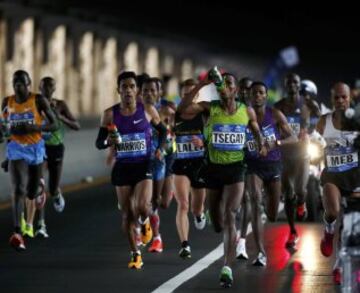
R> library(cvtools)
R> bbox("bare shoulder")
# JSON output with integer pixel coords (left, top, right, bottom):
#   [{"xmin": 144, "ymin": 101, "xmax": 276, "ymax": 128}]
[{"xmin": 273, "ymin": 98, "xmax": 285, "ymax": 109}]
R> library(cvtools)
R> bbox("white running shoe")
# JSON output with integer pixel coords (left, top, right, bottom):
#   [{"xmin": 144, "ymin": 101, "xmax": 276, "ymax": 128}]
[
  {"xmin": 53, "ymin": 192, "xmax": 65, "ymax": 213},
  {"xmin": 252, "ymin": 252, "xmax": 267, "ymax": 266},
  {"xmin": 35, "ymin": 225, "xmax": 49, "ymax": 238},
  {"xmin": 236, "ymin": 238, "xmax": 248, "ymax": 260},
  {"xmin": 194, "ymin": 213, "xmax": 206, "ymax": 230}
]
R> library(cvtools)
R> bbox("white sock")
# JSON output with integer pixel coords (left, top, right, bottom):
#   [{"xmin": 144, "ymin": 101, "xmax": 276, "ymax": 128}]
[
  {"xmin": 135, "ymin": 227, "xmax": 141, "ymax": 235},
  {"xmin": 153, "ymin": 235, "xmax": 161, "ymax": 241},
  {"xmin": 239, "ymin": 238, "xmax": 246, "ymax": 246},
  {"xmin": 324, "ymin": 216, "xmax": 336, "ymax": 234},
  {"xmin": 138, "ymin": 216, "xmax": 149, "ymax": 225}
]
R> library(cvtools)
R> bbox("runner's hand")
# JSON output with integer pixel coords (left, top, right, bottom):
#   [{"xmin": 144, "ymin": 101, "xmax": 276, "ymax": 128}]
[
  {"xmin": 155, "ymin": 148, "xmax": 165, "ymax": 161},
  {"xmin": 259, "ymin": 145, "xmax": 268, "ymax": 157},
  {"xmin": 191, "ymin": 135, "xmax": 204, "ymax": 148}
]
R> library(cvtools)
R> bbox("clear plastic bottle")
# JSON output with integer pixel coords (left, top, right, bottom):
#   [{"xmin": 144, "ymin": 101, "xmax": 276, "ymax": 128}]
[
  {"xmin": 208, "ymin": 66, "xmax": 225, "ymax": 92},
  {"xmin": 107, "ymin": 123, "xmax": 122, "ymax": 150}
]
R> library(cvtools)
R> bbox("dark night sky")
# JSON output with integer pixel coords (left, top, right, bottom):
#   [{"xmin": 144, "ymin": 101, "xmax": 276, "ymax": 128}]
[
  {"xmin": 5, "ymin": 0, "xmax": 360, "ymax": 102},
  {"xmin": 63, "ymin": 0, "xmax": 360, "ymax": 101}
]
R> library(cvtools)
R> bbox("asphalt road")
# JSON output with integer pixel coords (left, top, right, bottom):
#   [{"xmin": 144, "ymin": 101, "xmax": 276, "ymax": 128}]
[{"xmin": 0, "ymin": 182, "xmax": 339, "ymax": 293}]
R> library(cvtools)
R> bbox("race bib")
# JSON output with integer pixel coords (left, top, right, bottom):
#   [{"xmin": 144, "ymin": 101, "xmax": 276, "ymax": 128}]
[
  {"xmin": 263, "ymin": 126, "xmax": 277, "ymax": 144},
  {"xmin": 246, "ymin": 125, "xmax": 277, "ymax": 154},
  {"xmin": 9, "ymin": 112, "xmax": 35, "ymax": 126},
  {"xmin": 176, "ymin": 135, "xmax": 204, "ymax": 159},
  {"xmin": 287, "ymin": 116, "xmax": 300, "ymax": 136},
  {"xmin": 116, "ymin": 132, "xmax": 147, "ymax": 159},
  {"xmin": 245, "ymin": 128, "xmax": 256, "ymax": 153},
  {"xmin": 212, "ymin": 124, "xmax": 245, "ymax": 151},
  {"xmin": 326, "ymin": 146, "xmax": 358, "ymax": 172}
]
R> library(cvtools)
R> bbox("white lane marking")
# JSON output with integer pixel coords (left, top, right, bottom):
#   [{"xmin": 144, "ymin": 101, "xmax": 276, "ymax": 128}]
[{"xmin": 152, "ymin": 202, "xmax": 284, "ymax": 293}]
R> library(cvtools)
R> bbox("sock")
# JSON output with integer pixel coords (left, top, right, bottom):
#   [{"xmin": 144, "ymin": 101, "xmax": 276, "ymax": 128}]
[
  {"xmin": 38, "ymin": 219, "xmax": 45, "ymax": 227},
  {"xmin": 138, "ymin": 216, "xmax": 149, "ymax": 225},
  {"xmin": 135, "ymin": 227, "xmax": 141, "ymax": 235},
  {"xmin": 324, "ymin": 216, "xmax": 336, "ymax": 234},
  {"xmin": 196, "ymin": 213, "xmax": 205, "ymax": 222},
  {"xmin": 238, "ymin": 238, "xmax": 246, "ymax": 246},
  {"xmin": 132, "ymin": 250, "xmax": 141, "ymax": 256},
  {"xmin": 153, "ymin": 235, "xmax": 161, "ymax": 241},
  {"xmin": 181, "ymin": 240, "xmax": 189, "ymax": 248}
]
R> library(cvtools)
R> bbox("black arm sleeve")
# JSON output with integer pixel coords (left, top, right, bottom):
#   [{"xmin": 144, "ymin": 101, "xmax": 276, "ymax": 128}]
[
  {"xmin": 152, "ymin": 122, "xmax": 167, "ymax": 149},
  {"xmin": 95, "ymin": 127, "xmax": 109, "ymax": 150}
]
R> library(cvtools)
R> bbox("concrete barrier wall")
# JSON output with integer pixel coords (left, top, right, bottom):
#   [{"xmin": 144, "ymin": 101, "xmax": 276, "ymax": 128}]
[{"xmin": 0, "ymin": 128, "xmax": 110, "ymax": 203}]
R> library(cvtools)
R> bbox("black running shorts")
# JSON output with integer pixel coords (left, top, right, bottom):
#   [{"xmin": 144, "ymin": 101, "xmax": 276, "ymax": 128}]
[
  {"xmin": 205, "ymin": 161, "xmax": 246, "ymax": 190},
  {"xmin": 172, "ymin": 158, "xmax": 206, "ymax": 189},
  {"xmin": 45, "ymin": 144, "xmax": 65, "ymax": 163},
  {"xmin": 246, "ymin": 160, "xmax": 282, "ymax": 183},
  {"xmin": 111, "ymin": 160, "xmax": 153, "ymax": 187}
]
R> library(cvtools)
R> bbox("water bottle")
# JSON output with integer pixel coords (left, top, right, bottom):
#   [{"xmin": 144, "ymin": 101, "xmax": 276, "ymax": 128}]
[
  {"xmin": 208, "ymin": 66, "xmax": 225, "ymax": 91},
  {"xmin": 107, "ymin": 124, "xmax": 122, "ymax": 150}
]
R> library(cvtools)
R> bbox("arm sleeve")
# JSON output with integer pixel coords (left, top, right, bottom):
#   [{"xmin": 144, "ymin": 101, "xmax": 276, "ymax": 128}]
[{"xmin": 95, "ymin": 127, "xmax": 109, "ymax": 150}]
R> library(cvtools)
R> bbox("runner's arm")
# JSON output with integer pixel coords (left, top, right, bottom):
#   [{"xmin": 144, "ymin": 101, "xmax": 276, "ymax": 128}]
[
  {"xmin": 37, "ymin": 94, "xmax": 58, "ymax": 132},
  {"xmin": 247, "ymin": 106, "xmax": 266, "ymax": 155},
  {"xmin": 95, "ymin": 108, "xmax": 112, "ymax": 149},
  {"xmin": 146, "ymin": 104, "xmax": 167, "ymax": 152},
  {"xmin": 57, "ymin": 100, "xmax": 80, "ymax": 130},
  {"xmin": 273, "ymin": 108, "xmax": 298, "ymax": 146},
  {"xmin": 177, "ymin": 79, "xmax": 210, "ymax": 114}
]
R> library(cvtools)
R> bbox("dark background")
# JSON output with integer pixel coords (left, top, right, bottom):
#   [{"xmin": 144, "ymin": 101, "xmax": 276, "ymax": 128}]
[{"xmin": 3, "ymin": 0, "xmax": 360, "ymax": 104}]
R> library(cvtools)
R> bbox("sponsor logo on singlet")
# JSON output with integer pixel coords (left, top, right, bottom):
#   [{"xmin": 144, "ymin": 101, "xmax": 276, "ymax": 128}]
[{"xmin": 212, "ymin": 124, "xmax": 245, "ymax": 151}]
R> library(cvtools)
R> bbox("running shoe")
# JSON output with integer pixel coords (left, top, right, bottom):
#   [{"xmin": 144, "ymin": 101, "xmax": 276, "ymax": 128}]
[
  {"xmin": 320, "ymin": 230, "xmax": 334, "ymax": 257},
  {"xmin": 179, "ymin": 245, "xmax": 191, "ymax": 259},
  {"xmin": 219, "ymin": 266, "xmax": 233, "ymax": 288},
  {"xmin": 148, "ymin": 238, "xmax": 163, "ymax": 253},
  {"xmin": 9, "ymin": 233, "xmax": 26, "ymax": 251},
  {"xmin": 128, "ymin": 251, "xmax": 143, "ymax": 269},
  {"xmin": 236, "ymin": 238, "xmax": 248, "ymax": 260},
  {"xmin": 252, "ymin": 252, "xmax": 267, "ymax": 266},
  {"xmin": 23, "ymin": 224, "xmax": 34, "ymax": 238},
  {"xmin": 35, "ymin": 225, "xmax": 49, "ymax": 238},
  {"xmin": 332, "ymin": 267, "xmax": 341, "ymax": 285},
  {"xmin": 53, "ymin": 192, "xmax": 65, "ymax": 213},
  {"xmin": 141, "ymin": 219, "xmax": 153, "ymax": 245},
  {"xmin": 194, "ymin": 213, "xmax": 206, "ymax": 230},
  {"xmin": 285, "ymin": 231, "xmax": 299, "ymax": 248}
]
